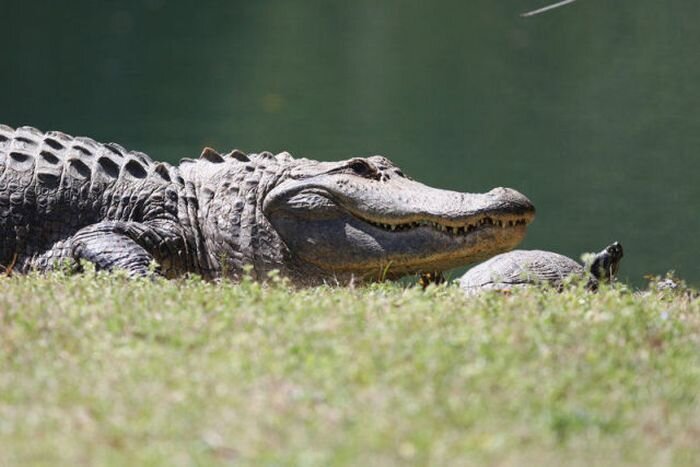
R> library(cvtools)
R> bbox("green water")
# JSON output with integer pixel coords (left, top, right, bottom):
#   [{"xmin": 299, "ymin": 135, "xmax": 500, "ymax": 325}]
[{"xmin": 2, "ymin": 1, "xmax": 698, "ymax": 285}]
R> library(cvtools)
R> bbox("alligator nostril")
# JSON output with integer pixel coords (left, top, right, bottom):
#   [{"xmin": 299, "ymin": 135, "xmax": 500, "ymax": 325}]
[
  {"xmin": 489, "ymin": 187, "xmax": 535, "ymax": 213},
  {"xmin": 489, "ymin": 187, "xmax": 523, "ymax": 198}
]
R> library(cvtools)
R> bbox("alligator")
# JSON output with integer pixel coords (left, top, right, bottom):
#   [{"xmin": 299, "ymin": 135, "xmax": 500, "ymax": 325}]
[{"xmin": 0, "ymin": 125, "xmax": 535, "ymax": 285}]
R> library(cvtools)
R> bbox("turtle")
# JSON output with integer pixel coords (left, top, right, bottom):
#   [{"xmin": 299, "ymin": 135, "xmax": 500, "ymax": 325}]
[{"xmin": 459, "ymin": 241, "xmax": 624, "ymax": 294}]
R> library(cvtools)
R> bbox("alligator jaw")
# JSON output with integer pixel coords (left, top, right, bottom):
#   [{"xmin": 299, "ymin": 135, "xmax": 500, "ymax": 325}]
[{"xmin": 337, "ymin": 204, "xmax": 535, "ymax": 278}]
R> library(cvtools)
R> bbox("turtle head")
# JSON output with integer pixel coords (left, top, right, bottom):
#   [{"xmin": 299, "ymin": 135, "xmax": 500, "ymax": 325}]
[{"xmin": 589, "ymin": 241, "xmax": 624, "ymax": 282}]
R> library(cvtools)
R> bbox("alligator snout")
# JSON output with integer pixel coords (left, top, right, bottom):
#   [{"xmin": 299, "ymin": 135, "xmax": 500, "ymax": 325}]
[{"xmin": 487, "ymin": 187, "xmax": 536, "ymax": 217}]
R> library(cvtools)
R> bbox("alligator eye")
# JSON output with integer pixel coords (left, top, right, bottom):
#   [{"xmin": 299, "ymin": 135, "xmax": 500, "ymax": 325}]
[{"xmin": 348, "ymin": 160, "xmax": 374, "ymax": 177}]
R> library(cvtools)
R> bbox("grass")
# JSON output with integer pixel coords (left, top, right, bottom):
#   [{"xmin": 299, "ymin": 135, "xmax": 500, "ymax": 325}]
[{"xmin": 0, "ymin": 272, "xmax": 698, "ymax": 466}]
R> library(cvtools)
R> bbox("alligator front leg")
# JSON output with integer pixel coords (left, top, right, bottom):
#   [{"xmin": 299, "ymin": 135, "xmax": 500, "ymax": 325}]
[{"xmin": 70, "ymin": 221, "xmax": 183, "ymax": 277}]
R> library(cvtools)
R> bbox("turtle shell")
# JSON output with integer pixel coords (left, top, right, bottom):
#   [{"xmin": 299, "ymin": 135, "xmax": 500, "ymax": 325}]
[{"xmin": 459, "ymin": 250, "xmax": 584, "ymax": 293}]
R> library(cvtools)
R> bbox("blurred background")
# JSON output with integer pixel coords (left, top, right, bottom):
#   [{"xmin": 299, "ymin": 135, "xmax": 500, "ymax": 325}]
[{"xmin": 1, "ymin": 0, "xmax": 698, "ymax": 285}]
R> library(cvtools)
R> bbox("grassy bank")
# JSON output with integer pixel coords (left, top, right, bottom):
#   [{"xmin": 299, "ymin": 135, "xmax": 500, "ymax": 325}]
[{"xmin": 1, "ymin": 273, "xmax": 698, "ymax": 466}]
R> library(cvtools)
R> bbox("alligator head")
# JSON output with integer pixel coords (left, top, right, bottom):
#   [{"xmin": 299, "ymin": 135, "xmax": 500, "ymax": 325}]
[{"xmin": 261, "ymin": 155, "xmax": 535, "ymax": 282}]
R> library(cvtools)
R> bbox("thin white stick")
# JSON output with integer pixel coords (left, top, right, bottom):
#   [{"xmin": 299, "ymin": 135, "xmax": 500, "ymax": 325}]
[{"xmin": 520, "ymin": 0, "xmax": 578, "ymax": 17}]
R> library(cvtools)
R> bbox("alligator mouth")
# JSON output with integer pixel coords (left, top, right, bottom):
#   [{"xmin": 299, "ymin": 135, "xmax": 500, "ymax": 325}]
[
  {"xmin": 265, "ymin": 186, "xmax": 534, "ymax": 237},
  {"xmin": 362, "ymin": 215, "xmax": 531, "ymax": 235}
]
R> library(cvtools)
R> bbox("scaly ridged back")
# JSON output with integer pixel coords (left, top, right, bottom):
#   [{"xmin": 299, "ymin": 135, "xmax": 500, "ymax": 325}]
[{"xmin": 0, "ymin": 125, "xmax": 181, "ymax": 270}]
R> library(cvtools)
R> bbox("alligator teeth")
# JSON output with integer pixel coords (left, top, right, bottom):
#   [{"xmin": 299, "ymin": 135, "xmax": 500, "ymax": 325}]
[{"xmin": 367, "ymin": 216, "xmax": 528, "ymax": 234}]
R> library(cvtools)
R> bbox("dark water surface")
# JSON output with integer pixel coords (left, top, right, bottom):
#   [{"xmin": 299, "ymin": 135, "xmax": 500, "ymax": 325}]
[{"xmin": 2, "ymin": 1, "xmax": 698, "ymax": 285}]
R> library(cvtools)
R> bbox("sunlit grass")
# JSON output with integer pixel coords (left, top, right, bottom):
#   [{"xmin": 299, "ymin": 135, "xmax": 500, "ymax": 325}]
[{"xmin": 0, "ymin": 273, "xmax": 698, "ymax": 466}]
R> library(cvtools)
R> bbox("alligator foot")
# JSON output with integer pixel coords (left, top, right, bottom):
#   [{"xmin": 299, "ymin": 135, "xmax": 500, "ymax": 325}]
[{"xmin": 70, "ymin": 221, "xmax": 170, "ymax": 277}]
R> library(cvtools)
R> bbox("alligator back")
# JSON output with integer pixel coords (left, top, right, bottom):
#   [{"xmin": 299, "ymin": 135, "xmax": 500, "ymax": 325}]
[{"xmin": 0, "ymin": 125, "xmax": 176, "ymax": 271}]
